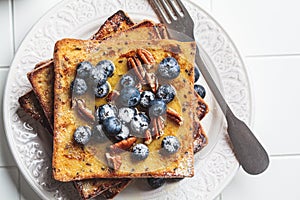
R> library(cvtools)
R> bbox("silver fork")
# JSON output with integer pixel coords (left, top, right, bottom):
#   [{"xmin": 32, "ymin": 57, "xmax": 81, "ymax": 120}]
[{"xmin": 148, "ymin": 0, "xmax": 269, "ymax": 175}]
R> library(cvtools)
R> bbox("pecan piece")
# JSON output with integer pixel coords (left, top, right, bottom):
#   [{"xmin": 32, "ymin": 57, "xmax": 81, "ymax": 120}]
[
  {"xmin": 110, "ymin": 137, "xmax": 137, "ymax": 153},
  {"xmin": 136, "ymin": 82, "xmax": 143, "ymax": 92},
  {"xmin": 157, "ymin": 116, "xmax": 165, "ymax": 137},
  {"xmin": 145, "ymin": 72, "xmax": 159, "ymax": 93},
  {"xmin": 105, "ymin": 153, "xmax": 122, "ymax": 170},
  {"xmin": 127, "ymin": 57, "xmax": 147, "ymax": 84},
  {"xmin": 133, "ymin": 56, "xmax": 146, "ymax": 79},
  {"xmin": 167, "ymin": 107, "xmax": 183, "ymax": 126},
  {"xmin": 137, "ymin": 48, "xmax": 155, "ymax": 65},
  {"xmin": 72, "ymin": 98, "xmax": 95, "ymax": 122},
  {"xmin": 151, "ymin": 117, "xmax": 164, "ymax": 139},
  {"xmin": 144, "ymin": 129, "xmax": 153, "ymax": 145},
  {"xmin": 127, "ymin": 57, "xmax": 144, "ymax": 82},
  {"xmin": 106, "ymin": 90, "xmax": 120, "ymax": 103}
]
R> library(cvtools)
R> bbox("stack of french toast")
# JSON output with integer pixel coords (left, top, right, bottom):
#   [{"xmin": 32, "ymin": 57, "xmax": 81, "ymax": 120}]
[{"xmin": 18, "ymin": 10, "xmax": 209, "ymax": 200}]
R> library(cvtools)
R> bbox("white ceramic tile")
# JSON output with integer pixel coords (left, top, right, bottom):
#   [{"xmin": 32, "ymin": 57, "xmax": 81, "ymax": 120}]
[
  {"xmin": 0, "ymin": 0, "xmax": 14, "ymax": 66},
  {"xmin": 0, "ymin": 167, "xmax": 19, "ymax": 200},
  {"xmin": 0, "ymin": 68, "xmax": 16, "ymax": 166},
  {"xmin": 222, "ymin": 156, "xmax": 300, "ymax": 200},
  {"xmin": 20, "ymin": 175, "xmax": 41, "ymax": 200},
  {"xmin": 245, "ymin": 56, "xmax": 300, "ymax": 155},
  {"xmin": 13, "ymin": 0, "xmax": 62, "ymax": 50},
  {"xmin": 212, "ymin": 0, "xmax": 300, "ymax": 56}
]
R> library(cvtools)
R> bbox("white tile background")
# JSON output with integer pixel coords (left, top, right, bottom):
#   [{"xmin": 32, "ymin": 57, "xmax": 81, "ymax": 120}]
[{"xmin": 1, "ymin": 0, "xmax": 300, "ymax": 199}]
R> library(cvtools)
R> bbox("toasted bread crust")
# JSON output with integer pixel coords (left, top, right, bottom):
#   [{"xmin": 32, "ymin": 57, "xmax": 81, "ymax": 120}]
[
  {"xmin": 74, "ymin": 178, "xmax": 131, "ymax": 200},
  {"xmin": 18, "ymin": 91, "xmax": 52, "ymax": 133},
  {"xmin": 98, "ymin": 179, "xmax": 132, "ymax": 200},
  {"xmin": 27, "ymin": 62, "xmax": 55, "ymax": 130},
  {"xmin": 91, "ymin": 10, "xmax": 134, "ymax": 40}
]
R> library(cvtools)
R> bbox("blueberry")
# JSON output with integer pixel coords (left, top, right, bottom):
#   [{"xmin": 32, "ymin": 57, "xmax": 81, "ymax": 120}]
[
  {"xmin": 96, "ymin": 104, "xmax": 118, "ymax": 123},
  {"xmin": 118, "ymin": 107, "xmax": 137, "ymax": 124},
  {"xmin": 71, "ymin": 78, "xmax": 88, "ymax": 95},
  {"xmin": 147, "ymin": 178, "xmax": 166, "ymax": 189},
  {"xmin": 130, "ymin": 113, "xmax": 150, "ymax": 136},
  {"xmin": 76, "ymin": 61, "xmax": 93, "ymax": 79},
  {"xmin": 92, "ymin": 124, "xmax": 107, "ymax": 143},
  {"xmin": 156, "ymin": 84, "xmax": 176, "ymax": 104},
  {"xmin": 194, "ymin": 84, "xmax": 206, "ymax": 99},
  {"xmin": 140, "ymin": 91, "xmax": 155, "ymax": 108},
  {"xmin": 161, "ymin": 136, "xmax": 180, "ymax": 154},
  {"xmin": 73, "ymin": 126, "xmax": 92, "ymax": 145},
  {"xmin": 102, "ymin": 116, "xmax": 122, "ymax": 136},
  {"xmin": 94, "ymin": 81, "xmax": 110, "ymax": 98},
  {"xmin": 158, "ymin": 57, "xmax": 180, "ymax": 79},
  {"xmin": 149, "ymin": 100, "xmax": 167, "ymax": 117},
  {"xmin": 120, "ymin": 74, "xmax": 136, "ymax": 88},
  {"xmin": 89, "ymin": 66, "xmax": 108, "ymax": 86},
  {"xmin": 96, "ymin": 60, "xmax": 115, "ymax": 77},
  {"xmin": 115, "ymin": 124, "xmax": 130, "ymax": 141},
  {"xmin": 194, "ymin": 66, "xmax": 200, "ymax": 82},
  {"xmin": 119, "ymin": 87, "xmax": 141, "ymax": 107},
  {"xmin": 132, "ymin": 143, "xmax": 149, "ymax": 161}
]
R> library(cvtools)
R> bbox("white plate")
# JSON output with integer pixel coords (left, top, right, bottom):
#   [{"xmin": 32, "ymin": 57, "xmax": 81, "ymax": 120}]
[{"xmin": 3, "ymin": 0, "xmax": 253, "ymax": 199}]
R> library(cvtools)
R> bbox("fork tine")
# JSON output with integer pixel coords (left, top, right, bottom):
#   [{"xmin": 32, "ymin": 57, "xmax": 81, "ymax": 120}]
[
  {"xmin": 173, "ymin": 0, "xmax": 189, "ymax": 15},
  {"xmin": 165, "ymin": 0, "xmax": 182, "ymax": 18},
  {"xmin": 149, "ymin": 0, "xmax": 169, "ymax": 24},
  {"xmin": 157, "ymin": 0, "xmax": 174, "ymax": 21}
]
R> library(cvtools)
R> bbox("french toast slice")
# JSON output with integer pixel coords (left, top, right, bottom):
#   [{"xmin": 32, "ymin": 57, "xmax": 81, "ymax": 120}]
[{"xmin": 53, "ymin": 38, "xmax": 197, "ymax": 181}]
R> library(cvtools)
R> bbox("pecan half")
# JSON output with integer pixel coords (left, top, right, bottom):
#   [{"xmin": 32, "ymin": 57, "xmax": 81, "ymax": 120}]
[
  {"xmin": 167, "ymin": 107, "xmax": 183, "ymax": 126},
  {"xmin": 133, "ymin": 56, "xmax": 146, "ymax": 79},
  {"xmin": 127, "ymin": 57, "xmax": 144, "ymax": 82},
  {"xmin": 144, "ymin": 129, "xmax": 153, "ymax": 145},
  {"xmin": 72, "ymin": 98, "xmax": 95, "ymax": 122},
  {"xmin": 109, "ymin": 137, "xmax": 137, "ymax": 153},
  {"xmin": 127, "ymin": 57, "xmax": 147, "ymax": 84},
  {"xmin": 137, "ymin": 49, "xmax": 155, "ymax": 65},
  {"xmin": 105, "ymin": 153, "xmax": 122, "ymax": 170},
  {"xmin": 157, "ymin": 116, "xmax": 165, "ymax": 136},
  {"xmin": 151, "ymin": 117, "xmax": 164, "ymax": 139},
  {"xmin": 106, "ymin": 90, "xmax": 120, "ymax": 103}
]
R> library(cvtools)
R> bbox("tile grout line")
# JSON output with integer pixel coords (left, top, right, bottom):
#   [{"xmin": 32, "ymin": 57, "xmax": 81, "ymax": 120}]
[
  {"xmin": 246, "ymin": 53, "xmax": 300, "ymax": 58},
  {"xmin": 10, "ymin": 0, "xmax": 16, "ymax": 54},
  {"xmin": 270, "ymin": 154, "xmax": 300, "ymax": 158}
]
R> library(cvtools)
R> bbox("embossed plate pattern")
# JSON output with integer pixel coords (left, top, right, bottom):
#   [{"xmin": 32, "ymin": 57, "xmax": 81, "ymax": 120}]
[{"xmin": 3, "ymin": 0, "xmax": 253, "ymax": 199}]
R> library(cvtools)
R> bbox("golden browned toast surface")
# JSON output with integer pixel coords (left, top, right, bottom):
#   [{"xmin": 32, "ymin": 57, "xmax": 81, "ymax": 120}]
[{"xmin": 53, "ymin": 38, "xmax": 196, "ymax": 181}]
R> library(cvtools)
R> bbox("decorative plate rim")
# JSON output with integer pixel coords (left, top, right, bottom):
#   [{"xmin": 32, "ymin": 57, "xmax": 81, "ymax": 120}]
[{"xmin": 3, "ymin": 0, "xmax": 253, "ymax": 199}]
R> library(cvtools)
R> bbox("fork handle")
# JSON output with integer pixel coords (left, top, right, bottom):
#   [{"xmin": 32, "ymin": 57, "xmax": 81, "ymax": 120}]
[{"xmin": 195, "ymin": 47, "xmax": 269, "ymax": 175}]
